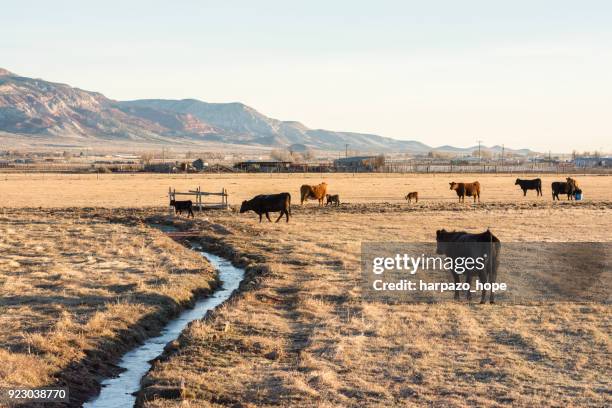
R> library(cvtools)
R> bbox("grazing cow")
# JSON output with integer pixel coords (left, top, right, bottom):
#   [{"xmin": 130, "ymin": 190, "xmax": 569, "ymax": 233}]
[
  {"xmin": 552, "ymin": 177, "xmax": 577, "ymax": 201},
  {"xmin": 404, "ymin": 192, "xmax": 418, "ymax": 203},
  {"xmin": 515, "ymin": 178, "xmax": 542, "ymax": 197},
  {"xmin": 436, "ymin": 229, "xmax": 501, "ymax": 303},
  {"xmin": 300, "ymin": 182, "xmax": 328, "ymax": 206},
  {"xmin": 325, "ymin": 194, "xmax": 340, "ymax": 206},
  {"xmin": 240, "ymin": 193, "xmax": 291, "ymax": 223},
  {"xmin": 449, "ymin": 181, "xmax": 481, "ymax": 203},
  {"xmin": 170, "ymin": 199, "xmax": 194, "ymax": 218}
]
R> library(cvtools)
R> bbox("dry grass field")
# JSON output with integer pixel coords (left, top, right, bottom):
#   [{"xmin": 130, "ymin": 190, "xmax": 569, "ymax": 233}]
[
  {"xmin": 136, "ymin": 199, "xmax": 611, "ymax": 408},
  {"xmin": 1, "ymin": 172, "xmax": 611, "ymax": 207},
  {"xmin": 0, "ymin": 209, "xmax": 218, "ymax": 406},
  {"xmin": 0, "ymin": 173, "xmax": 610, "ymax": 407}
]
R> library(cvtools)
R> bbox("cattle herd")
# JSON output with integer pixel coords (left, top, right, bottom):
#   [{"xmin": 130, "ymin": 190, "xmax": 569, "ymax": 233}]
[
  {"xmin": 168, "ymin": 176, "xmax": 585, "ymax": 303},
  {"xmin": 172, "ymin": 177, "xmax": 584, "ymax": 223}
]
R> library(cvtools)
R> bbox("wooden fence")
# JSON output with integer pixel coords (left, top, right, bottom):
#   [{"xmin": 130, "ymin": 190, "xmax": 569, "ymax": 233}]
[{"xmin": 168, "ymin": 186, "xmax": 229, "ymax": 211}]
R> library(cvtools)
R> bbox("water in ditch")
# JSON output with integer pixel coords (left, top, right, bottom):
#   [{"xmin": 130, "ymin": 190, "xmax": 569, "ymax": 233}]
[{"xmin": 83, "ymin": 245, "xmax": 244, "ymax": 408}]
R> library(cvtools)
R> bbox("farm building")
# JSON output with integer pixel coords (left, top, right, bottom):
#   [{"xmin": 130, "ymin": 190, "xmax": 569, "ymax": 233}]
[
  {"xmin": 333, "ymin": 155, "xmax": 384, "ymax": 171},
  {"xmin": 574, "ymin": 157, "xmax": 612, "ymax": 168},
  {"xmin": 233, "ymin": 160, "xmax": 292, "ymax": 172},
  {"xmin": 191, "ymin": 158, "xmax": 208, "ymax": 171}
]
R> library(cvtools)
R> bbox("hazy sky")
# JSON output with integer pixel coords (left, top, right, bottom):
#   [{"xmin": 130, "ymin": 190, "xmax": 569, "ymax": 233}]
[{"xmin": 2, "ymin": 0, "xmax": 611, "ymax": 152}]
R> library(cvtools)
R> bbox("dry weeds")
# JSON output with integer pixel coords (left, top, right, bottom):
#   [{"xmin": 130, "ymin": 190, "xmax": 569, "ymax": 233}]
[
  {"xmin": 0, "ymin": 209, "xmax": 217, "ymax": 406},
  {"xmin": 0, "ymin": 174, "xmax": 610, "ymax": 407},
  {"xmin": 1, "ymin": 173, "xmax": 611, "ymax": 207},
  {"xmin": 139, "ymin": 200, "xmax": 611, "ymax": 407}
]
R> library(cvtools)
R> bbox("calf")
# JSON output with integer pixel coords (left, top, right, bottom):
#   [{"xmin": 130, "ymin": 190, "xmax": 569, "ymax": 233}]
[
  {"xmin": 515, "ymin": 178, "xmax": 542, "ymax": 197},
  {"xmin": 240, "ymin": 193, "xmax": 291, "ymax": 223},
  {"xmin": 436, "ymin": 229, "xmax": 501, "ymax": 303},
  {"xmin": 404, "ymin": 192, "xmax": 418, "ymax": 203},
  {"xmin": 325, "ymin": 194, "xmax": 340, "ymax": 206},
  {"xmin": 170, "ymin": 199, "xmax": 194, "ymax": 218},
  {"xmin": 552, "ymin": 177, "xmax": 577, "ymax": 201},
  {"xmin": 449, "ymin": 181, "xmax": 481, "ymax": 203}
]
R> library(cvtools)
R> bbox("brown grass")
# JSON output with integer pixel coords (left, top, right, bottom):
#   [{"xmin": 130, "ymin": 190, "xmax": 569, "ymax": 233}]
[
  {"xmin": 0, "ymin": 173, "xmax": 611, "ymax": 207},
  {"xmin": 138, "ymin": 199, "xmax": 611, "ymax": 407},
  {"xmin": 0, "ymin": 209, "xmax": 217, "ymax": 406},
  {"xmin": 0, "ymin": 173, "xmax": 610, "ymax": 407}
]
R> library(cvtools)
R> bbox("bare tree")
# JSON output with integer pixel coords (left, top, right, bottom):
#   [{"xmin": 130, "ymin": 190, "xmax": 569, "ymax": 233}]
[
  {"xmin": 303, "ymin": 148, "xmax": 315, "ymax": 160},
  {"xmin": 270, "ymin": 149, "xmax": 292, "ymax": 161},
  {"xmin": 140, "ymin": 151, "xmax": 155, "ymax": 165},
  {"xmin": 373, "ymin": 154, "xmax": 385, "ymax": 169}
]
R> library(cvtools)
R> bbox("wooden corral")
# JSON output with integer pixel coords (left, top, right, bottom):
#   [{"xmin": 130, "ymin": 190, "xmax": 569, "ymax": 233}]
[{"xmin": 168, "ymin": 186, "xmax": 229, "ymax": 211}]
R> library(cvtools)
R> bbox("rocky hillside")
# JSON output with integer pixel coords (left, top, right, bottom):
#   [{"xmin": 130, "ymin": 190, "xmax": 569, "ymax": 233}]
[
  {"xmin": 0, "ymin": 69, "xmax": 217, "ymax": 144},
  {"xmin": 0, "ymin": 69, "xmax": 533, "ymax": 154}
]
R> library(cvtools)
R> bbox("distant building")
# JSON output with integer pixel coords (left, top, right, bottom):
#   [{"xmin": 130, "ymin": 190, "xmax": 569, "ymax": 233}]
[
  {"xmin": 574, "ymin": 157, "xmax": 612, "ymax": 168},
  {"xmin": 333, "ymin": 155, "xmax": 383, "ymax": 171},
  {"xmin": 192, "ymin": 158, "xmax": 207, "ymax": 171},
  {"xmin": 144, "ymin": 162, "xmax": 175, "ymax": 173},
  {"xmin": 233, "ymin": 160, "xmax": 292, "ymax": 172}
]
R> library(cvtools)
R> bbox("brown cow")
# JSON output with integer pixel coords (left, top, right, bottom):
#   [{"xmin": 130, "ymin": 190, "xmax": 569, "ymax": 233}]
[
  {"xmin": 300, "ymin": 182, "xmax": 328, "ymax": 206},
  {"xmin": 450, "ymin": 181, "xmax": 481, "ymax": 203},
  {"xmin": 404, "ymin": 192, "xmax": 418, "ymax": 203}
]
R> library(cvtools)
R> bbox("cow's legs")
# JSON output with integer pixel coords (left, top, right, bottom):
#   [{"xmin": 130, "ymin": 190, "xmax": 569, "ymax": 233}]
[
  {"xmin": 188, "ymin": 208, "xmax": 194, "ymax": 218},
  {"xmin": 523, "ymin": 189, "xmax": 527, "ymax": 197},
  {"xmin": 275, "ymin": 212, "xmax": 282, "ymax": 223},
  {"xmin": 479, "ymin": 272, "xmax": 487, "ymax": 304},
  {"xmin": 452, "ymin": 272, "xmax": 460, "ymax": 300},
  {"xmin": 489, "ymin": 264, "xmax": 497, "ymax": 304},
  {"xmin": 265, "ymin": 212, "xmax": 272, "ymax": 222},
  {"xmin": 285, "ymin": 209, "xmax": 290, "ymax": 222},
  {"xmin": 466, "ymin": 271, "xmax": 473, "ymax": 301},
  {"xmin": 258, "ymin": 213, "xmax": 263, "ymax": 222}
]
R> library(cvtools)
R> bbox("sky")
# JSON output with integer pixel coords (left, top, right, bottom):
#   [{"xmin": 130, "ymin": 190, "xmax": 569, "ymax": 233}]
[{"xmin": 2, "ymin": 0, "xmax": 611, "ymax": 153}]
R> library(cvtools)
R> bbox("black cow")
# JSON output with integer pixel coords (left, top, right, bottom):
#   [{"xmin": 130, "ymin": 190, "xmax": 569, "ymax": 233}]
[
  {"xmin": 240, "ymin": 193, "xmax": 291, "ymax": 223},
  {"xmin": 170, "ymin": 199, "xmax": 194, "ymax": 218},
  {"xmin": 436, "ymin": 229, "xmax": 501, "ymax": 303},
  {"xmin": 515, "ymin": 178, "xmax": 542, "ymax": 196},
  {"xmin": 552, "ymin": 178, "xmax": 577, "ymax": 201}
]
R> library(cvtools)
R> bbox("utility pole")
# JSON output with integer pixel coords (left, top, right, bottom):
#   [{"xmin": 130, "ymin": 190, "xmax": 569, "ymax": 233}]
[
  {"xmin": 501, "ymin": 144, "xmax": 504, "ymax": 167},
  {"xmin": 345, "ymin": 144, "xmax": 349, "ymax": 158},
  {"xmin": 477, "ymin": 140, "xmax": 482, "ymax": 164}
]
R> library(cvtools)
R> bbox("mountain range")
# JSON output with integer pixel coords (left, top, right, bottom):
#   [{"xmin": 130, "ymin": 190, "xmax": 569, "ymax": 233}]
[{"xmin": 0, "ymin": 68, "xmax": 534, "ymax": 155}]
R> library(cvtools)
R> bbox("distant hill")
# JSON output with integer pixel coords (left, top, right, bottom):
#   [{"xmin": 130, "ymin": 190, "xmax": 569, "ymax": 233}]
[{"xmin": 0, "ymin": 68, "xmax": 535, "ymax": 154}]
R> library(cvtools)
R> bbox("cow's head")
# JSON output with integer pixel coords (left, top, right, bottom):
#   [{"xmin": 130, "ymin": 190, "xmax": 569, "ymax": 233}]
[
  {"xmin": 514, "ymin": 178, "xmax": 520, "ymax": 185},
  {"xmin": 170, "ymin": 199, "xmax": 176, "ymax": 206},
  {"xmin": 449, "ymin": 182, "xmax": 457, "ymax": 190},
  {"xmin": 239, "ymin": 200, "xmax": 249, "ymax": 213}
]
